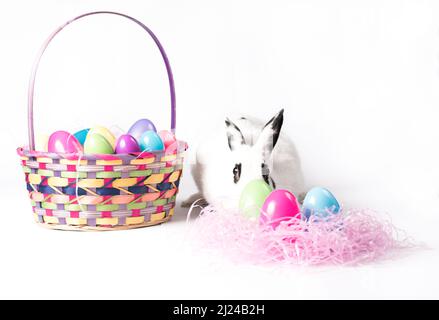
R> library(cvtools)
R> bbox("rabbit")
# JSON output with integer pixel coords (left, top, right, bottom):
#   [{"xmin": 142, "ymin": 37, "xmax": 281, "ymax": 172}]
[{"xmin": 183, "ymin": 109, "xmax": 306, "ymax": 210}]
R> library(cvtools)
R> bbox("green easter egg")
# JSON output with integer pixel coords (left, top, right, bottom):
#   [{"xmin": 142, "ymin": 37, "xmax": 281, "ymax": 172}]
[
  {"xmin": 239, "ymin": 179, "xmax": 273, "ymax": 219},
  {"xmin": 88, "ymin": 126, "xmax": 116, "ymax": 148},
  {"xmin": 84, "ymin": 133, "xmax": 114, "ymax": 154}
]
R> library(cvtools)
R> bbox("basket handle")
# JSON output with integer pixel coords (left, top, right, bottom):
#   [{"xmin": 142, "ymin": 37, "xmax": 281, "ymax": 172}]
[{"xmin": 27, "ymin": 11, "xmax": 176, "ymax": 151}]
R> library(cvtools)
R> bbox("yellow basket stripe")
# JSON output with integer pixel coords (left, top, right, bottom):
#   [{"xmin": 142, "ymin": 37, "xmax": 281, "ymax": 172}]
[
  {"xmin": 48, "ymin": 177, "xmax": 69, "ymax": 187},
  {"xmin": 36, "ymin": 157, "xmax": 53, "ymax": 163},
  {"xmin": 31, "ymin": 192, "xmax": 45, "ymax": 202},
  {"xmin": 77, "ymin": 179, "xmax": 105, "ymax": 188},
  {"xmin": 161, "ymin": 154, "xmax": 177, "ymax": 162},
  {"xmin": 151, "ymin": 211, "xmax": 166, "ymax": 222},
  {"xmin": 50, "ymin": 194, "xmax": 70, "ymax": 203},
  {"xmin": 28, "ymin": 174, "xmax": 42, "ymax": 184},
  {"xmin": 168, "ymin": 171, "xmax": 181, "ymax": 182},
  {"xmin": 112, "ymin": 195, "xmax": 135, "ymax": 204},
  {"xmin": 144, "ymin": 174, "xmax": 164, "ymax": 184},
  {"xmin": 126, "ymin": 216, "xmax": 145, "ymax": 225},
  {"xmin": 169, "ymin": 208, "xmax": 175, "ymax": 216},
  {"xmin": 130, "ymin": 158, "xmax": 155, "ymax": 165},
  {"xmin": 96, "ymin": 160, "xmax": 123, "ymax": 166},
  {"xmin": 96, "ymin": 217, "xmax": 119, "ymax": 226},
  {"xmin": 66, "ymin": 218, "xmax": 87, "ymax": 225},
  {"xmin": 112, "ymin": 178, "xmax": 137, "ymax": 187},
  {"xmin": 78, "ymin": 195, "xmax": 104, "ymax": 205},
  {"xmin": 43, "ymin": 216, "xmax": 59, "ymax": 224},
  {"xmin": 60, "ymin": 159, "xmax": 88, "ymax": 165}
]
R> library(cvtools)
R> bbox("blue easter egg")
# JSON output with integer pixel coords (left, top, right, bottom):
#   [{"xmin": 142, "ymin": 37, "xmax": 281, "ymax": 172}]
[
  {"xmin": 73, "ymin": 128, "xmax": 90, "ymax": 146},
  {"xmin": 302, "ymin": 187, "xmax": 340, "ymax": 220},
  {"xmin": 139, "ymin": 130, "xmax": 164, "ymax": 152}
]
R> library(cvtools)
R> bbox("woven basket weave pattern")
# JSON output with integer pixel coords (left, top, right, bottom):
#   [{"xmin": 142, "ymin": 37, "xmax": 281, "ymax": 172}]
[
  {"xmin": 19, "ymin": 11, "xmax": 186, "ymax": 231},
  {"xmin": 18, "ymin": 147, "xmax": 186, "ymax": 230}
]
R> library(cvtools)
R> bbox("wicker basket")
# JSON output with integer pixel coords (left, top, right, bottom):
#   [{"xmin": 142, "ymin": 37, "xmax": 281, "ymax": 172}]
[{"xmin": 17, "ymin": 11, "xmax": 187, "ymax": 231}]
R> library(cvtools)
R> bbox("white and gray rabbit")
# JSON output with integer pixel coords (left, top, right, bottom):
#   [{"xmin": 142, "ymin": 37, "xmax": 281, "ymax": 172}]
[{"xmin": 184, "ymin": 109, "xmax": 306, "ymax": 210}]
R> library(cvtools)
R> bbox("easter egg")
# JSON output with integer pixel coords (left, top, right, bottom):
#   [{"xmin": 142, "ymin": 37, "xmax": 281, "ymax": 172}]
[
  {"xmin": 302, "ymin": 187, "xmax": 340, "ymax": 220},
  {"xmin": 115, "ymin": 134, "xmax": 140, "ymax": 154},
  {"xmin": 88, "ymin": 126, "xmax": 116, "ymax": 148},
  {"xmin": 157, "ymin": 130, "xmax": 176, "ymax": 149},
  {"xmin": 48, "ymin": 131, "xmax": 83, "ymax": 153},
  {"xmin": 35, "ymin": 134, "xmax": 49, "ymax": 152},
  {"xmin": 260, "ymin": 189, "xmax": 301, "ymax": 229},
  {"xmin": 128, "ymin": 119, "xmax": 157, "ymax": 141},
  {"xmin": 138, "ymin": 131, "xmax": 164, "ymax": 152},
  {"xmin": 239, "ymin": 180, "xmax": 273, "ymax": 219},
  {"xmin": 84, "ymin": 133, "xmax": 114, "ymax": 154},
  {"xmin": 73, "ymin": 128, "xmax": 90, "ymax": 146}
]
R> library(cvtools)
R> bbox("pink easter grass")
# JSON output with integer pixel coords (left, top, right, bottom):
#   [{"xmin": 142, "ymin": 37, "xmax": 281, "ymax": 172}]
[{"xmin": 188, "ymin": 204, "xmax": 411, "ymax": 266}]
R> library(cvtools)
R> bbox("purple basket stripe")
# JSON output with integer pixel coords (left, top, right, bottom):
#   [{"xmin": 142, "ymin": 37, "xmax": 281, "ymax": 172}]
[
  {"xmin": 117, "ymin": 204, "xmax": 127, "ymax": 211},
  {"xmin": 87, "ymin": 218, "xmax": 97, "ymax": 227},
  {"xmin": 121, "ymin": 171, "xmax": 130, "ymax": 178},
  {"xmin": 32, "ymin": 205, "xmax": 173, "ymax": 220}
]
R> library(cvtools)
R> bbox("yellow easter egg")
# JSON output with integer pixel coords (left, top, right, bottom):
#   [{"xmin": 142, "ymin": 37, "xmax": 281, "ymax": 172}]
[
  {"xmin": 35, "ymin": 134, "xmax": 49, "ymax": 152},
  {"xmin": 88, "ymin": 126, "xmax": 116, "ymax": 148}
]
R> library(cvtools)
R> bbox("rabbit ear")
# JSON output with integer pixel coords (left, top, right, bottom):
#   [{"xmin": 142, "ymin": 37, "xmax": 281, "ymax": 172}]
[
  {"xmin": 225, "ymin": 118, "xmax": 246, "ymax": 151},
  {"xmin": 256, "ymin": 109, "xmax": 284, "ymax": 157}
]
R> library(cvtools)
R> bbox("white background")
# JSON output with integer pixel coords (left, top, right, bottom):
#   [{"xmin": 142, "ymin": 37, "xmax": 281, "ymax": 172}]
[{"xmin": 0, "ymin": 0, "xmax": 438, "ymax": 299}]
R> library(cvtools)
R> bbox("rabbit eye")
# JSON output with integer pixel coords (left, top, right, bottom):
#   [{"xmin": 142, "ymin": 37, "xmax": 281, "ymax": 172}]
[{"xmin": 233, "ymin": 163, "xmax": 242, "ymax": 184}]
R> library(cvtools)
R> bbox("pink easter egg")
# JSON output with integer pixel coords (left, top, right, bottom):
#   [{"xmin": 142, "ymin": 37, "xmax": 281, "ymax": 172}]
[
  {"xmin": 115, "ymin": 134, "xmax": 140, "ymax": 154},
  {"xmin": 157, "ymin": 130, "xmax": 176, "ymax": 149},
  {"xmin": 48, "ymin": 130, "xmax": 83, "ymax": 154},
  {"xmin": 260, "ymin": 189, "xmax": 301, "ymax": 229}
]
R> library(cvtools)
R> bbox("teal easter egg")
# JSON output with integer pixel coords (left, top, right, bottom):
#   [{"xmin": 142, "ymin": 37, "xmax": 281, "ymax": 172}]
[
  {"xmin": 139, "ymin": 130, "xmax": 164, "ymax": 152},
  {"xmin": 73, "ymin": 128, "xmax": 90, "ymax": 146},
  {"xmin": 84, "ymin": 133, "xmax": 114, "ymax": 154},
  {"xmin": 302, "ymin": 187, "xmax": 340, "ymax": 220},
  {"xmin": 239, "ymin": 179, "xmax": 273, "ymax": 219}
]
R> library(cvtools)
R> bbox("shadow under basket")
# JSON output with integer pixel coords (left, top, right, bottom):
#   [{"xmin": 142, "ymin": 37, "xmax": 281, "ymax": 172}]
[
  {"xmin": 17, "ymin": 11, "xmax": 187, "ymax": 231},
  {"xmin": 17, "ymin": 146, "xmax": 187, "ymax": 231}
]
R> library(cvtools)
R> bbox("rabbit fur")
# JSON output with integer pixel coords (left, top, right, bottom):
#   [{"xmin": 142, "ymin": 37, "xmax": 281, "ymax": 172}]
[{"xmin": 185, "ymin": 109, "xmax": 305, "ymax": 210}]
